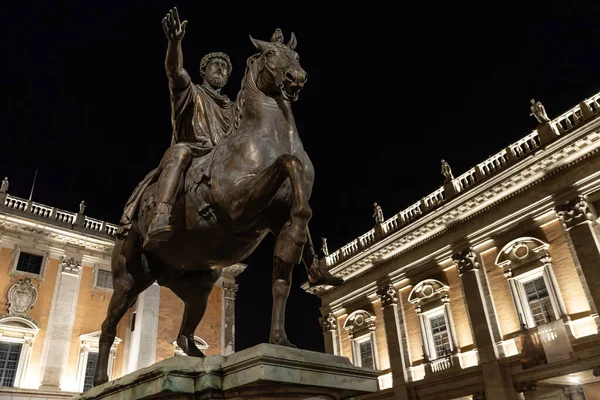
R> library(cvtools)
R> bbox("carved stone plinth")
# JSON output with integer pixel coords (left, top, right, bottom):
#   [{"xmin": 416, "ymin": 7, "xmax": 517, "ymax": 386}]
[{"xmin": 74, "ymin": 344, "xmax": 379, "ymax": 400}]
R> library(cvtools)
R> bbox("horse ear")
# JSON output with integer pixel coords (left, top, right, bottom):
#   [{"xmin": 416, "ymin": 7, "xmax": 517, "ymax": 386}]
[
  {"xmin": 287, "ymin": 32, "xmax": 297, "ymax": 49},
  {"xmin": 249, "ymin": 35, "xmax": 270, "ymax": 52}
]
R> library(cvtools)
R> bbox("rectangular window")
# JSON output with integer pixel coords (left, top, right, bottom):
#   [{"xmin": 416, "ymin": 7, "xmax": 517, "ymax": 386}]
[
  {"xmin": 0, "ymin": 342, "xmax": 22, "ymax": 387},
  {"xmin": 16, "ymin": 252, "xmax": 43, "ymax": 275},
  {"xmin": 524, "ymin": 277, "xmax": 555, "ymax": 326},
  {"xmin": 429, "ymin": 314, "xmax": 451, "ymax": 358},
  {"xmin": 83, "ymin": 352, "xmax": 98, "ymax": 392},
  {"xmin": 96, "ymin": 269, "xmax": 113, "ymax": 289},
  {"xmin": 359, "ymin": 340, "xmax": 375, "ymax": 369}
]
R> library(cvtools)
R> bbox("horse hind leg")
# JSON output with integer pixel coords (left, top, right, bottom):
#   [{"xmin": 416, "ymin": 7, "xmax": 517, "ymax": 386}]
[
  {"xmin": 167, "ymin": 269, "xmax": 221, "ymax": 357},
  {"xmin": 93, "ymin": 233, "xmax": 156, "ymax": 387}
]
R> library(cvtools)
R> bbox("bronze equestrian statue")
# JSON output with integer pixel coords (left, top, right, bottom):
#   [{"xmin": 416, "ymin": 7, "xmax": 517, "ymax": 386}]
[{"xmin": 94, "ymin": 9, "xmax": 343, "ymax": 387}]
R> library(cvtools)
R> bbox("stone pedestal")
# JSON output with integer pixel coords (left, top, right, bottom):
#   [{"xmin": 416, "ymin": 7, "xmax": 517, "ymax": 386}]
[
  {"xmin": 74, "ymin": 344, "xmax": 379, "ymax": 400},
  {"xmin": 537, "ymin": 122, "xmax": 559, "ymax": 144}
]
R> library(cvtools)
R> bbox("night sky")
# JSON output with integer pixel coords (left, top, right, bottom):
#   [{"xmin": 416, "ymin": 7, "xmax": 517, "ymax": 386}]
[{"xmin": 2, "ymin": 1, "xmax": 599, "ymax": 353}]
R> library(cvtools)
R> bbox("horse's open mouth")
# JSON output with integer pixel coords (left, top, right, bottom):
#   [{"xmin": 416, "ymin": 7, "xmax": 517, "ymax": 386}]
[{"xmin": 280, "ymin": 83, "xmax": 300, "ymax": 102}]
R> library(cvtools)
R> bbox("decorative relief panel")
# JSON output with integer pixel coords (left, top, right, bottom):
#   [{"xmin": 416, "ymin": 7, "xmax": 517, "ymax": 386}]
[{"xmin": 6, "ymin": 277, "xmax": 38, "ymax": 318}]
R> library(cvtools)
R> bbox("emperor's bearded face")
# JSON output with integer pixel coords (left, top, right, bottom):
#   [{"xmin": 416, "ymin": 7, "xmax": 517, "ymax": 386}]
[{"xmin": 203, "ymin": 57, "xmax": 230, "ymax": 89}]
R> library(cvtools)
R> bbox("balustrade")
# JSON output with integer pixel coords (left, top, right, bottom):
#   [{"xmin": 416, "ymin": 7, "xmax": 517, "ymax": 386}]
[
  {"xmin": 2, "ymin": 194, "xmax": 116, "ymax": 237},
  {"xmin": 510, "ymin": 131, "xmax": 541, "ymax": 159},
  {"xmin": 430, "ymin": 355, "xmax": 453, "ymax": 373}
]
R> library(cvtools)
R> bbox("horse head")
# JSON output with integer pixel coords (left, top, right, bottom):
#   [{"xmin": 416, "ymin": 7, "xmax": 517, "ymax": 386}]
[{"xmin": 249, "ymin": 29, "xmax": 307, "ymax": 102}]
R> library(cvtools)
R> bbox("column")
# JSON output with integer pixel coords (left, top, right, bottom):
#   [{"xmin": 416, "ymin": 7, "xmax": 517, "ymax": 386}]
[
  {"xmin": 39, "ymin": 255, "xmax": 83, "ymax": 391},
  {"xmin": 556, "ymin": 195, "xmax": 600, "ymax": 321},
  {"xmin": 319, "ymin": 312, "xmax": 339, "ymax": 355},
  {"xmin": 376, "ymin": 283, "xmax": 409, "ymax": 400},
  {"xmin": 222, "ymin": 281, "xmax": 238, "ymax": 355},
  {"xmin": 453, "ymin": 248, "xmax": 515, "ymax": 400},
  {"xmin": 125, "ymin": 282, "xmax": 160, "ymax": 373},
  {"xmin": 220, "ymin": 263, "xmax": 246, "ymax": 356}
]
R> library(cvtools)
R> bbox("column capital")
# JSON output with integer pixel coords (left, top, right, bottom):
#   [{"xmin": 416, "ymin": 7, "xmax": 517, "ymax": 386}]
[
  {"xmin": 319, "ymin": 313, "xmax": 338, "ymax": 333},
  {"xmin": 59, "ymin": 255, "xmax": 82, "ymax": 276},
  {"xmin": 556, "ymin": 195, "xmax": 595, "ymax": 229},
  {"xmin": 452, "ymin": 247, "xmax": 480, "ymax": 276},
  {"xmin": 376, "ymin": 283, "xmax": 399, "ymax": 308},
  {"xmin": 222, "ymin": 281, "xmax": 239, "ymax": 300}
]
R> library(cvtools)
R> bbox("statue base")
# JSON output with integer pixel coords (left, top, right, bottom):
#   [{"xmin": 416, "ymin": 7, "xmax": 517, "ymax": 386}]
[{"xmin": 74, "ymin": 344, "xmax": 380, "ymax": 400}]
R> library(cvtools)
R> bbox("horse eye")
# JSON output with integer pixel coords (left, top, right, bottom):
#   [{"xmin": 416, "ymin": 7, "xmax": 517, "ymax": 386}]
[
  {"xmin": 267, "ymin": 50, "xmax": 276, "ymax": 57},
  {"xmin": 295, "ymin": 54, "xmax": 300, "ymax": 61}
]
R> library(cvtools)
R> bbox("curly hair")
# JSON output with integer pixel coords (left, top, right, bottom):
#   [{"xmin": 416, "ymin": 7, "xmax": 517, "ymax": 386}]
[{"xmin": 199, "ymin": 52, "xmax": 232, "ymax": 77}]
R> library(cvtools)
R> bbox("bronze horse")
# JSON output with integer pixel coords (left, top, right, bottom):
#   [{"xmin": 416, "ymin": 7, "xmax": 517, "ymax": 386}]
[{"xmin": 93, "ymin": 30, "xmax": 343, "ymax": 386}]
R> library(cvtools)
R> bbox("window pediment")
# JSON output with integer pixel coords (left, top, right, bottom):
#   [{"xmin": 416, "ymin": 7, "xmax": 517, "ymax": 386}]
[
  {"xmin": 408, "ymin": 279, "xmax": 449, "ymax": 305},
  {"xmin": 343, "ymin": 310, "xmax": 375, "ymax": 335},
  {"xmin": 495, "ymin": 237, "xmax": 549, "ymax": 272}
]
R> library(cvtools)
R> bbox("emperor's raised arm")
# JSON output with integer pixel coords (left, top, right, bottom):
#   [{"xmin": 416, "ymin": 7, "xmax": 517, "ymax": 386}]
[{"xmin": 163, "ymin": 7, "xmax": 190, "ymax": 89}]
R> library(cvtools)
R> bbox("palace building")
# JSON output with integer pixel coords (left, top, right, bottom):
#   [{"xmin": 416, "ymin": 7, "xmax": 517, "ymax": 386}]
[
  {"xmin": 0, "ymin": 190, "xmax": 244, "ymax": 398},
  {"xmin": 305, "ymin": 91, "xmax": 600, "ymax": 399}
]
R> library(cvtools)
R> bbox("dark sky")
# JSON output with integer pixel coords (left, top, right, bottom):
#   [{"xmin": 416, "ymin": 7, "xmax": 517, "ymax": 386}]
[{"xmin": 2, "ymin": 1, "xmax": 599, "ymax": 353}]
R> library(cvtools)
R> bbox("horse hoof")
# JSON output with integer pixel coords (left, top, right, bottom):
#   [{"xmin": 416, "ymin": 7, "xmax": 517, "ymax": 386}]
[
  {"xmin": 270, "ymin": 333, "xmax": 297, "ymax": 348},
  {"xmin": 177, "ymin": 335, "xmax": 206, "ymax": 358},
  {"xmin": 308, "ymin": 264, "xmax": 344, "ymax": 287}
]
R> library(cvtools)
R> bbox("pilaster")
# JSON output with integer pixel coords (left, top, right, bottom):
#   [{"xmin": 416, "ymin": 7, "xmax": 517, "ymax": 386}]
[
  {"xmin": 124, "ymin": 282, "xmax": 160, "ymax": 373},
  {"xmin": 376, "ymin": 283, "xmax": 409, "ymax": 399},
  {"xmin": 453, "ymin": 247, "xmax": 515, "ymax": 400},
  {"xmin": 39, "ymin": 255, "xmax": 83, "ymax": 391},
  {"xmin": 556, "ymin": 195, "xmax": 600, "ymax": 323},
  {"xmin": 319, "ymin": 312, "xmax": 339, "ymax": 356},
  {"xmin": 220, "ymin": 263, "xmax": 246, "ymax": 356},
  {"xmin": 222, "ymin": 281, "xmax": 238, "ymax": 356}
]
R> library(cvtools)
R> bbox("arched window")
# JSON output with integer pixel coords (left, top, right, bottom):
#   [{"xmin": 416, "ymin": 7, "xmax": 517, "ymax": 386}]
[
  {"xmin": 0, "ymin": 316, "xmax": 39, "ymax": 388},
  {"xmin": 408, "ymin": 279, "xmax": 459, "ymax": 370},
  {"xmin": 496, "ymin": 237, "xmax": 566, "ymax": 329},
  {"xmin": 343, "ymin": 310, "xmax": 379, "ymax": 369}
]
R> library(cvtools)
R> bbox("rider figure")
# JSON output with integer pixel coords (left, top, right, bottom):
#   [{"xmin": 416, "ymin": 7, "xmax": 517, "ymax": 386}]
[{"xmin": 143, "ymin": 8, "xmax": 240, "ymax": 249}]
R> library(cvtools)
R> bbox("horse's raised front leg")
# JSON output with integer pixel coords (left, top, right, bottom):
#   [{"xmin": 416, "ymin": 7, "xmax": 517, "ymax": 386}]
[
  {"xmin": 93, "ymin": 234, "xmax": 156, "ymax": 387},
  {"xmin": 231, "ymin": 154, "xmax": 312, "ymax": 265},
  {"xmin": 270, "ymin": 255, "xmax": 296, "ymax": 347}
]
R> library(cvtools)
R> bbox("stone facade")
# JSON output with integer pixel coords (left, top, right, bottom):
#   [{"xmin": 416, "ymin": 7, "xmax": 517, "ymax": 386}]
[
  {"xmin": 0, "ymin": 193, "xmax": 243, "ymax": 398},
  {"xmin": 306, "ymin": 92, "xmax": 600, "ymax": 399}
]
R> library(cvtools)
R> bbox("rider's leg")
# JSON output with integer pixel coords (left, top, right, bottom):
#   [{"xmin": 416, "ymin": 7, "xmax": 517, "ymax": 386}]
[{"xmin": 144, "ymin": 143, "xmax": 193, "ymax": 248}]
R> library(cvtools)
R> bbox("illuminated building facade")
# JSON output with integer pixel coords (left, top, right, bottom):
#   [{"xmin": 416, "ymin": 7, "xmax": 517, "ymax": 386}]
[
  {"xmin": 307, "ymin": 92, "xmax": 600, "ymax": 399},
  {"xmin": 0, "ymin": 191, "xmax": 244, "ymax": 398}
]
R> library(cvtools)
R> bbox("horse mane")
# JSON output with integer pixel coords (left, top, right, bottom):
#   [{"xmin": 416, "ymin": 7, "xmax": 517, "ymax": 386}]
[{"xmin": 232, "ymin": 53, "xmax": 260, "ymax": 130}]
